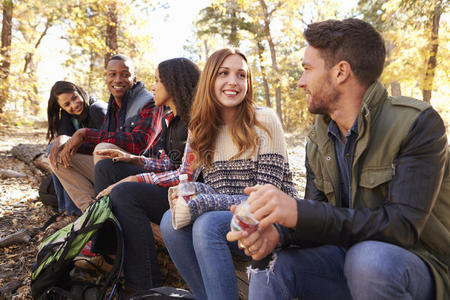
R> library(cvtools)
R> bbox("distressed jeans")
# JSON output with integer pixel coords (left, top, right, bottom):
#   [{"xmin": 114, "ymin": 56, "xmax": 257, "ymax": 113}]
[
  {"xmin": 160, "ymin": 210, "xmax": 248, "ymax": 300},
  {"xmin": 249, "ymin": 241, "xmax": 434, "ymax": 300}
]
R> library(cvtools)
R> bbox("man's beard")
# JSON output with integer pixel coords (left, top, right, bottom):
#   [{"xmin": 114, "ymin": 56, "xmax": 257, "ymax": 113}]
[{"xmin": 307, "ymin": 75, "xmax": 340, "ymax": 116}]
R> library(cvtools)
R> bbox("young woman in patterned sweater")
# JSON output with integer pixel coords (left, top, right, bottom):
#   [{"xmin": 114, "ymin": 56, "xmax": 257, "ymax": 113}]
[{"xmin": 159, "ymin": 48, "xmax": 298, "ymax": 300}]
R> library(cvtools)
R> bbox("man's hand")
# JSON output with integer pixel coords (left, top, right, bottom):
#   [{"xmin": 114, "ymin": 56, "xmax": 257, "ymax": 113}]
[
  {"xmin": 227, "ymin": 205, "xmax": 280, "ymax": 260},
  {"xmin": 96, "ymin": 175, "xmax": 138, "ymax": 199},
  {"xmin": 49, "ymin": 135, "xmax": 70, "ymax": 169},
  {"xmin": 94, "ymin": 149, "xmax": 142, "ymax": 166},
  {"xmin": 59, "ymin": 129, "xmax": 87, "ymax": 168},
  {"xmin": 245, "ymin": 184, "xmax": 298, "ymax": 230}
]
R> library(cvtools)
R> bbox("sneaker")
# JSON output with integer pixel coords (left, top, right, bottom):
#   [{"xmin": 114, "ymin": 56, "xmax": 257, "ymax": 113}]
[{"xmin": 74, "ymin": 255, "xmax": 113, "ymax": 273}]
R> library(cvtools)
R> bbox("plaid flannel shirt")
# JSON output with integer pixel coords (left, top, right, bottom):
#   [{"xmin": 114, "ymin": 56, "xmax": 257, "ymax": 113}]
[
  {"xmin": 83, "ymin": 101, "xmax": 164, "ymax": 155},
  {"xmin": 136, "ymin": 136, "xmax": 198, "ymax": 187},
  {"xmin": 139, "ymin": 108, "xmax": 176, "ymax": 172}
]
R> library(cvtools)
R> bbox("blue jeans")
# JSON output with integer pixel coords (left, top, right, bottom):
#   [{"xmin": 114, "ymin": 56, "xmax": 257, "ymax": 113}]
[
  {"xmin": 52, "ymin": 173, "xmax": 81, "ymax": 216},
  {"xmin": 249, "ymin": 241, "xmax": 434, "ymax": 300},
  {"xmin": 160, "ymin": 210, "xmax": 248, "ymax": 300}
]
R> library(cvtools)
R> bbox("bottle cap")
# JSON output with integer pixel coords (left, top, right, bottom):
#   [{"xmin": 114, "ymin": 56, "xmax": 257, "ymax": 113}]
[{"xmin": 179, "ymin": 174, "xmax": 188, "ymax": 181}]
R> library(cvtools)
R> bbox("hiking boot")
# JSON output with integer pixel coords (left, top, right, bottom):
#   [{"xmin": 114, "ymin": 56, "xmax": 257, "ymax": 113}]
[
  {"xmin": 74, "ymin": 255, "xmax": 113, "ymax": 273},
  {"xmin": 44, "ymin": 214, "xmax": 78, "ymax": 236},
  {"xmin": 52, "ymin": 215, "xmax": 78, "ymax": 230}
]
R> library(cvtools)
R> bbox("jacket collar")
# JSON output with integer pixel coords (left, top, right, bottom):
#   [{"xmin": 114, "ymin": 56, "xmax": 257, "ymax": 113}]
[{"xmin": 308, "ymin": 80, "xmax": 387, "ymax": 147}]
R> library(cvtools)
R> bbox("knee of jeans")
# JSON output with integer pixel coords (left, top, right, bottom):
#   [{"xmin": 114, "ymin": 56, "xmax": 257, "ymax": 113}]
[
  {"xmin": 109, "ymin": 183, "xmax": 136, "ymax": 211},
  {"xmin": 248, "ymin": 252, "xmax": 279, "ymax": 284},
  {"xmin": 160, "ymin": 210, "xmax": 174, "ymax": 237},
  {"xmin": 344, "ymin": 241, "xmax": 398, "ymax": 284},
  {"xmin": 94, "ymin": 159, "xmax": 113, "ymax": 177},
  {"xmin": 192, "ymin": 212, "xmax": 228, "ymax": 242},
  {"xmin": 93, "ymin": 142, "xmax": 116, "ymax": 164},
  {"xmin": 93, "ymin": 142, "xmax": 116, "ymax": 152}
]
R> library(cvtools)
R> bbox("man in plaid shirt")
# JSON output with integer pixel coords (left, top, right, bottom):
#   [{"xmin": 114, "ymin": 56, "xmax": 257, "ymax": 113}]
[{"xmin": 50, "ymin": 54, "xmax": 163, "ymax": 212}]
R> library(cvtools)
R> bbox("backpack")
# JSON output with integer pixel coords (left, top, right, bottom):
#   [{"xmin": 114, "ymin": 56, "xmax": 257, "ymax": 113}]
[
  {"xmin": 31, "ymin": 196, "xmax": 123, "ymax": 300},
  {"xmin": 39, "ymin": 175, "xmax": 58, "ymax": 208}
]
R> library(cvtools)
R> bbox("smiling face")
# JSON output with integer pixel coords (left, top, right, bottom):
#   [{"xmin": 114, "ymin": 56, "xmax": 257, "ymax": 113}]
[
  {"xmin": 56, "ymin": 91, "xmax": 84, "ymax": 116},
  {"xmin": 213, "ymin": 54, "xmax": 249, "ymax": 121},
  {"xmin": 151, "ymin": 68, "xmax": 172, "ymax": 107},
  {"xmin": 297, "ymin": 45, "xmax": 339, "ymax": 115},
  {"xmin": 106, "ymin": 59, "xmax": 136, "ymax": 104}
]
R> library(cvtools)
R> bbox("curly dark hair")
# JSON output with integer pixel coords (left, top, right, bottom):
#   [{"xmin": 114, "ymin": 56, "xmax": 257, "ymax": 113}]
[
  {"xmin": 304, "ymin": 18, "xmax": 386, "ymax": 87},
  {"xmin": 47, "ymin": 81, "xmax": 89, "ymax": 141},
  {"xmin": 157, "ymin": 58, "xmax": 201, "ymax": 125}
]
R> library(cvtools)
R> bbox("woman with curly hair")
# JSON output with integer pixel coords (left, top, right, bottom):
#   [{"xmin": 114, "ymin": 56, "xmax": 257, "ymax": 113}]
[
  {"xmin": 47, "ymin": 81, "xmax": 107, "ymax": 215},
  {"xmin": 91, "ymin": 57, "xmax": 201, "ymax": 294},
  {"xmin": 157, "ymin": 48, "xmax": 297, "ymax": 300}
]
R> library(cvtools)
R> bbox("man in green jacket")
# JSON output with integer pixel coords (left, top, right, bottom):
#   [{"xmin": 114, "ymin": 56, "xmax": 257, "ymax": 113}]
[{"xmin": 227, "ymin": 18, "xmax": 449, "ymax": 300}]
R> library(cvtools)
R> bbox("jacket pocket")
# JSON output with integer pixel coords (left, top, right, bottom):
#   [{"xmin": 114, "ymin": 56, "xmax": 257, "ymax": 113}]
[
  {"xmin": 359, "ymin": 166, "xmax": 393, "ymax": 188},
  {"xmin": 314, "ymin": 177, "xmax": 334, "ymax": 194}
]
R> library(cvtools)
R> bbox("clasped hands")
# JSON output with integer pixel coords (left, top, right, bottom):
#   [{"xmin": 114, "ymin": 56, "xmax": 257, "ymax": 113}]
[{"xmin": 226, "ymin": 184, "xmax": 298, "ymax": 260}]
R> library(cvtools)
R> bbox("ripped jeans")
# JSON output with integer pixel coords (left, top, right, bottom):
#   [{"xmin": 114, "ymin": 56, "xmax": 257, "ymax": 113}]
[{"xmin": 248, "ymin": 241, "xmax": 434, "ymax": 300}]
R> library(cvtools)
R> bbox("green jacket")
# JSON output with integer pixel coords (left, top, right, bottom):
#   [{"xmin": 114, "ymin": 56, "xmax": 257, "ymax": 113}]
[{"xmin": 287, "ymin": 81, "xmax": 449, "ymax": 299}]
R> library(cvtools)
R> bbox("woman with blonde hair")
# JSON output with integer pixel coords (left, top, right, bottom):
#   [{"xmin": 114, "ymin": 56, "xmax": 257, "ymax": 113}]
[{"xmin": 160, "ymin": 48, "xmax": 297, "ymax": 300}]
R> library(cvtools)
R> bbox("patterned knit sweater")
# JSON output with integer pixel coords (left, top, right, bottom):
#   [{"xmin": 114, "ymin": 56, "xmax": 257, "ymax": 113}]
[{"xmin": 172, "ymin": 107, "xmax": 298, "ymax": 227}]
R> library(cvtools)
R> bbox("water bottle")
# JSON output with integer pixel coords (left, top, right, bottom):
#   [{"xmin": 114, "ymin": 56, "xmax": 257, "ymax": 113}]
[
  {"xmin": 177, "ymin": 174, "xmax": 195, "ymax": 202},
  {"xmin": 230, "ymin": 200, "xmax": 259, "ymax": 234}
]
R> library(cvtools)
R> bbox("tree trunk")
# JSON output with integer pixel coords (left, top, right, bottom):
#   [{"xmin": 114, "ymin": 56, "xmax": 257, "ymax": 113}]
[
  {"xmin": 390, "ymin": 81, "xmax": 401, "ymax": 96},
  {"xmin": 23, "ymin": 20, "xmax": 51, "ymax": 73},
  {"xmin": 256, "ymin": 41, "xmax": 271, "ymax": 107},
  {"xmin": 258, "ymin": 0, "xmax": 283, "ymax": 125},
  {"xmin": 203, "ymin": 39, "xmax": 209, "ymax": 61},
  {"xmin": 229, "ymin": 1, "xmax": 239, "ymax": 47},
  {"xmin": 0, "ymin": 0, "xmax": 13, "ymax": 114},
  {"xmin": 105, "ymin": 0, "xmax": 118, "ymax": 67},
  {"xmin": 422, "ymin": 0, "xmax": 442, "ymax": 103}
]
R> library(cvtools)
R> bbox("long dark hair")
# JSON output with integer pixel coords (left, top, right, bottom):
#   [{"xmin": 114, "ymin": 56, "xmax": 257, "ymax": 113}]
[
  {"xmin": 47, "ymin": 81, "xmax": 89, "ymax": 141},
  {"xmin": 157, "ymin": 58, "xmax": 200, "ymax": 126}
]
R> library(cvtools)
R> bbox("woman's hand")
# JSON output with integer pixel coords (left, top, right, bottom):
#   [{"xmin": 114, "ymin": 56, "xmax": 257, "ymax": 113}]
[
  {"xmin": 94, "ymin": 149, "xmax": 142, "ymax": 166},
  {"xmin": 49, "ymin": 135, "xmax": 70, "ymax": 169},
  {"xmin": 59, "ymin": 129, "xmax": 86, "ymax": 168},
  {"xmin": 96, "ymin": 175, "xmax": 139, "ymax": 199}
]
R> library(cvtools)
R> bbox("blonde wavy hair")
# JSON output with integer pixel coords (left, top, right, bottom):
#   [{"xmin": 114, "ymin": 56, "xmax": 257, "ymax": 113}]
[{"xmin": 189, "ymin": 48, "xmax": 268, "ymax": 168}]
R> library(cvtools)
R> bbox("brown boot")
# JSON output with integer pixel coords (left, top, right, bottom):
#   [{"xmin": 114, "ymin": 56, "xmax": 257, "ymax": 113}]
[{"xmin": 74, "ymin": 255, "xmax": 113, "ymax": 273}]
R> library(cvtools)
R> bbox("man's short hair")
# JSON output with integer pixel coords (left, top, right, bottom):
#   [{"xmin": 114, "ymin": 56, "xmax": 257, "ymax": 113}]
[
  {"xmin": 107, "ymin": 54, "xmax": 135, "ymax": 75},
  {"xmin": 303, "ymin": 18, "xmax": 386, "ymax": 87}
]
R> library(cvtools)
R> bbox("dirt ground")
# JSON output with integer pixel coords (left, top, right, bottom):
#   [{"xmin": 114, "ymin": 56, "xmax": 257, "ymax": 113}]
[{"xmin": 0, "ymin": 121, "xmax": 307, "ymax": 299}]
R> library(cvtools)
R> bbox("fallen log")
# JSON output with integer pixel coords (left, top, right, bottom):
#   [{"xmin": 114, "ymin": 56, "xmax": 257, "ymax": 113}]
[
  {"xmin": 0, "ymin": 230, "xmax": 31, "ymax": 248},
  {"xmin": 10, "ymin": 143, "xmax": 49, "ymax": 175},
  {"xmin": 0, "ymin": 168, "xmax": 28, "ymax": 178},
  {"xmin": 33, "ymin": 153, "xmax": 52, "ymax": 174}
]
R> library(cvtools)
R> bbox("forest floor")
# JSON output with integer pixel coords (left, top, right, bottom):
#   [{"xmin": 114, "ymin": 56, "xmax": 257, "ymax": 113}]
[{"xmin": 0, "ymin": 121, "xmax": 307, "ymax": 299}]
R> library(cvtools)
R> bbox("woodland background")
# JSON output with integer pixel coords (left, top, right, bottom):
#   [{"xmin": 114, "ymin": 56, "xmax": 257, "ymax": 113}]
[
  {"xmin": 0, "ymin": 0, "xmax": 448, "ymax": 131},
  {"xmin": 0, "ymin": 0, "xmax": 448, "ymax": 298}
]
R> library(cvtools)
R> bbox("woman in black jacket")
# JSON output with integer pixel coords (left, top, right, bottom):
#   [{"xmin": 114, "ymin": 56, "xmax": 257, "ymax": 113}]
[
  {"xmin": 89, "ymin": 58, "xmax": 200, "ymax": 294},
  {"xmin": 47, "ymin": 81, "xmax": 106, "ymax": 215}
]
